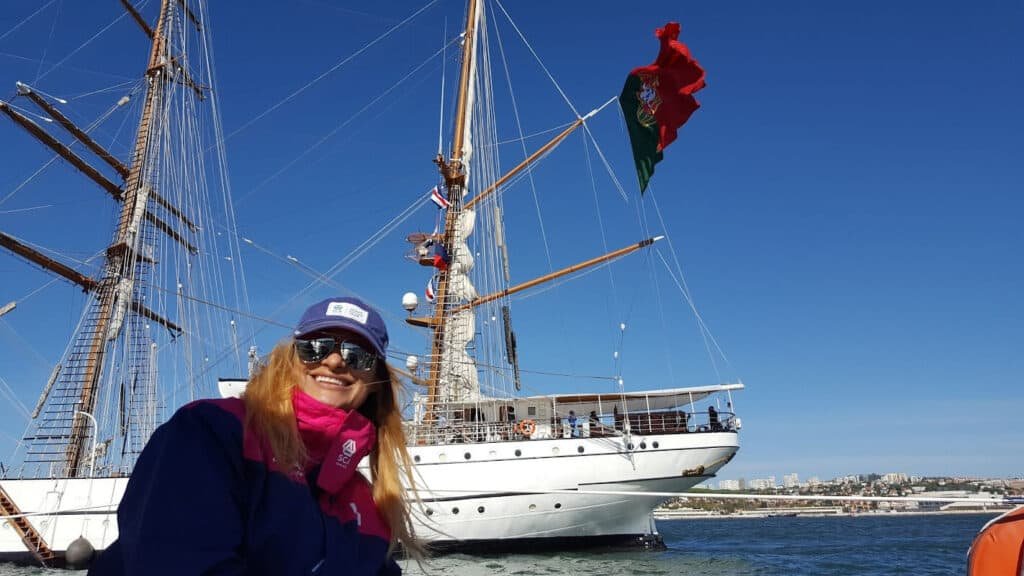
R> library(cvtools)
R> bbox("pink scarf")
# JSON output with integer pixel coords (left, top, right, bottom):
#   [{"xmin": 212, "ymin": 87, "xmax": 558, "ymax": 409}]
[{"xmin": 293, "ymin": 388, "xmax": 348, "ymax": 465}]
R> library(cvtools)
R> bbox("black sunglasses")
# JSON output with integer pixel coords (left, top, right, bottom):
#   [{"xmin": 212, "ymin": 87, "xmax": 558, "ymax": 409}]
[{"xmin": 294, "ymin": 337, "xmax": 380, "ymax": 371}]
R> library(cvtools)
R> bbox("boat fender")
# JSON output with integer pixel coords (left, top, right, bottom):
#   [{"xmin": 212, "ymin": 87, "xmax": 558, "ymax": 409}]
[
  {"xmin": 517, "ymin": 419, "xmax": 536, "ymax": 437},
  {"xmin": 65, "ymin": 536, "xmax": 95, "ymax": 570}
]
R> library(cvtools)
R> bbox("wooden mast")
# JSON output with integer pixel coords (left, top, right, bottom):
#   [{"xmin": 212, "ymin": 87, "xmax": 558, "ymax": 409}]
[
  {"xmin": 424, "ymin": 0, "xmax": 481, "ymax": 423},
  {"xmin": 61, "ymin": 0, "xmax": 174, "ymax": 476}
]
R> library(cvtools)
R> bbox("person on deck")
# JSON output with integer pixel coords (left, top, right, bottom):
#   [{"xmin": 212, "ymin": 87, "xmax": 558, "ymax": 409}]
[
  {"xmin": 708, "ymin": 404, "xmax": 721, "ymax": 432},
  {"xmin": 567, "ymin": 410, "xmax": 579, "ymax": 438},
  {"xmin": 89, "ymin": 296, "xmax": 423, "ymax": 576}
]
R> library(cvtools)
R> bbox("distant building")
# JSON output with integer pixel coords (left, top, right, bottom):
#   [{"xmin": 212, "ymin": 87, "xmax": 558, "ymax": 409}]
[
  {"xmin": 783, "ymin": 473, "xmax": 799, "ymax": 488},
  {"xmin": 718, "ymin": 479, "xmax": 741, "ymax": 491},
  {"xmin": 807, "ymin": 476, "xmax": 821, "ymax": 487},
  {"xmin": 749, "ymin": 478, "xmax": 777, "ymax": 490},
  {"xmin": 882, "ymin": 472, "xmax": 908, "ymax": 484}
]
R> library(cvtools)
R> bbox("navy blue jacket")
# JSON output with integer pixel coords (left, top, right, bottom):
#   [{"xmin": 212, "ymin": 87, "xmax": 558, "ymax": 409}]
[{"xmin": 89, "ymin": 399, "xmax": 400, "ymax": 575}]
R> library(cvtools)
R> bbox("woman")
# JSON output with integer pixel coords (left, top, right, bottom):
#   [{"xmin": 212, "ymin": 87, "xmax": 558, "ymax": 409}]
[{"xmin": 90, "ymin": 296, "xmax": 422, "ymax": 575}]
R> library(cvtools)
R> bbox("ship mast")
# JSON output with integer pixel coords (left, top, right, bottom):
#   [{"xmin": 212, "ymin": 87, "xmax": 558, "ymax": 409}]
[
  {"xmin": 0, "ymin": 0, "xmax": 195, "ymax": 476},
  {"xmin": 60, "ymin": 0, "xmax": 176, "ymax": 476},
  {"xmin": 418, "ymin": 1, "xmax": 661, "ymax": 421},
  {"xmin": 424, "ymin": 0, "xmax": 481, "ymax": 422}
]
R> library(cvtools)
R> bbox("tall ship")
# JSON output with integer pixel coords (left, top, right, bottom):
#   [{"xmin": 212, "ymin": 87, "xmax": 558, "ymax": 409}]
[
  {"xmin": 0, "ymin": 0, "xmax": 743, "ymax": 566},
  {"xmin": 370, "ymin": 0, "xmax": 743, "ymax": 551},
  {"xmin": 0, "ymin": 0, "xmax": 252, "ymax": 566}
]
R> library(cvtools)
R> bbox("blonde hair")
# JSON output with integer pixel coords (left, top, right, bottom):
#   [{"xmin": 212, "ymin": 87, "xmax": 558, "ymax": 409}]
[{"xmin": 243, "ymin": 340, "xmax": 424, "ymax": 560}]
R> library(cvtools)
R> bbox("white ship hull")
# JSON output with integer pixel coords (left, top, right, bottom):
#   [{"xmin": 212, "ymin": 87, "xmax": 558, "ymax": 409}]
[
  {"xmin": 409, "ymin": 431, "xmax": 738, "ymax": 544},
  {"xmin": 0, "ymin": 431, "xmax": 738, "ymax": 561}
]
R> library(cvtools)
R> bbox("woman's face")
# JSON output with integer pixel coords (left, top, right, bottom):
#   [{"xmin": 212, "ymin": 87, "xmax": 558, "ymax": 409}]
[{"xmin": 293, "ymin": 330, "xmax": 378, "ymax": 411}]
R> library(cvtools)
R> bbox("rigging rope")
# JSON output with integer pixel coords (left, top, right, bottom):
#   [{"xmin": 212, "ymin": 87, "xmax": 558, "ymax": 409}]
[
  {"xmin": 493, "ymin": 121, "xmax": 575, "ymax": 146},
  {"xmin": 648, "ymin": 187, "xmax": 733, "ymax": 375},
  {"xmin": 0, "ymin": 1, "xmax": 57, "ymax": 43},
  {"xmin": 221, "ymin": 0, "xmax": 441, "ymax": 144},
  {"xmin": 0, "ymin": 375, "xmax": 31, "ymax": 423},
  {"xmin": 492, "ymin": 0, "xmax": 579, "ymax": 119},
  {"xmin": 33, "ymin": 0, "xmax": 145, "ymax": 84},
  {"xmin": 235, "ymin": 36, "xmax": 459, "ymax": 204},
  {"xmin": 491, "ymin": 9, "xmax": 554, "ymax": 275},
  {"xmin": 33, "ymin": 0, "xmax": 63, "ymax": 85}
]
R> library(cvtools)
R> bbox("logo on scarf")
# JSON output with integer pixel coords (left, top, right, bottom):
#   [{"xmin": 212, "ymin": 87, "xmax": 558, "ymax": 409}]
[{"xmin": 336, "ymin": 439, "xmax": 357, "ymax": 468}]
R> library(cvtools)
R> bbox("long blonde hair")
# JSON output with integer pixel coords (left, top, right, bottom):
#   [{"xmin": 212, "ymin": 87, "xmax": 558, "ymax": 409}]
[{"xmin": 243, "ymin": 340, "xmax": 424, "ymax": 560}]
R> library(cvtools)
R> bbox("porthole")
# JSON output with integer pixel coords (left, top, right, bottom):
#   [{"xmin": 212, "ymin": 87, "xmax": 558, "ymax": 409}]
[
  {"xmin": 515, "ymin": 449, "xmax": 522, "ymax": 457},
  {"xmin": 640, "ymin": 442, "xmax": 647, "ymax": 449},
  {"xmin": 439, "ymin": 453, "xmax": 447, "ymax": 462},
  {"xmin": 529, "ymin": 504, "xmax": 537, "ymax": 511},
  {"xmin": 577, "ymin": 446, "xmax": 584, "ymax": 453},
  {"xmin": 554, "ymin": 503, "xmax": 562, "ymax": 509},
  {"xmin": 413, "ymin": 455, "xmax": 421, "ymax": 463},
  {"xmin": 464, "ymin": 452, "xmax": 472, "ymax": 460},
  {"xmin": 627, "ymin": 443, "xmax": 634, "ymax": 450},
  {"xmin": 489, "ymin": 450, "xmax": 497, "ymax": 457},
  {"xmin": 552, "ymin": 446, "xmax": 560, "ymax": 455},
  {"xmin": 477, "ymin": 506, "xmax": 485, "ymax": 514},
  {"xmin": 426, "ymin": 508, "xmax": 434, "ymax": 516},
  {"xmin": 652, "ymin": 441, "xmax": 659, "ymax": 449},
  {"xmin": 452, "ymin": 507, "xmax": 460, "ymax": 515}
]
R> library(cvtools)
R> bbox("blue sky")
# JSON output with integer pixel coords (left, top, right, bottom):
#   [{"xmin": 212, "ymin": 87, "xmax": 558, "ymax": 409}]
[{"xmin": 0, "ymin": 0, "xmax": 1021, "ymax": 483}]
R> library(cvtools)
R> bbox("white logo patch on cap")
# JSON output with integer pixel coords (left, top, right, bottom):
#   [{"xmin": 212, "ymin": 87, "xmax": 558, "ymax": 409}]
[{"xmin": 326, "ymin": 302, "xmax": 368, "ymax": 324}]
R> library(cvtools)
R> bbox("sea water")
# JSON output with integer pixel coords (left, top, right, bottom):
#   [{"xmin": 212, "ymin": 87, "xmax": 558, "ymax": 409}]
[{"xmin": 0, "ymin": 513, "xmax": 995, "ymax": 575}]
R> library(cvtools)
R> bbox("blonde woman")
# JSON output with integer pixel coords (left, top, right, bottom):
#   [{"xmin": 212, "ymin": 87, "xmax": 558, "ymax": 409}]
[{"xmin": 91, "ymin": 296, "xmax": 422, "ymax": 575}]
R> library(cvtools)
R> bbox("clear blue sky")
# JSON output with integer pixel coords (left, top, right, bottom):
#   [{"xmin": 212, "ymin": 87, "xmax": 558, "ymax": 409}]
[{"xmin": 0, "ymin": 0, "xmax": 1021, "ymax": 483}]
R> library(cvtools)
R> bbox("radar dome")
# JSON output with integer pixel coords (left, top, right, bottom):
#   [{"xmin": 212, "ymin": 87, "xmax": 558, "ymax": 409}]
[{"xmin": 401, "ymin": 292, "xmax": 418, "ymax": 312}]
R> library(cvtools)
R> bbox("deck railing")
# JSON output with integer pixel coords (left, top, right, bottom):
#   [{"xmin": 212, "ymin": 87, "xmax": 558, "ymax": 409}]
[{"xmin": 405, "ymin": 409, "xmax": 737, "ymax": 446}]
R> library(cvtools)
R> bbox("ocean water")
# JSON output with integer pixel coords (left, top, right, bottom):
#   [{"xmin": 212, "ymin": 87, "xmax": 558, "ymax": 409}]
[{"xmin": 0, "ymin": 513, "xmax": 995, "ymax": 575}]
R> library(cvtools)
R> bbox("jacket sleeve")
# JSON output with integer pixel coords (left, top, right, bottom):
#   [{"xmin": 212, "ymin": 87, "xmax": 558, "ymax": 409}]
[{"xmin": 114, "ymin": 403, "xmax": 247, "ymax": 575}]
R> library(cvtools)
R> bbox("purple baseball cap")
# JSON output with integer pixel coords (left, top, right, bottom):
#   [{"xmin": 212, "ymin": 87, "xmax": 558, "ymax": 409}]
[{"xmin": 293, "ymin": 296, "xmax": 388, "ymax": 357}]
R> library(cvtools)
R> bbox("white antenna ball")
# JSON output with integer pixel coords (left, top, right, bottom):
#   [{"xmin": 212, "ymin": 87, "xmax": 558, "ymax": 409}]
[
  {"xmin": 406, "ymin": 355, "xmax": 419, "ymax": 371},
  {"xmin": 401, "ymin": 292, "xmax": 419, "ymax": 312}
]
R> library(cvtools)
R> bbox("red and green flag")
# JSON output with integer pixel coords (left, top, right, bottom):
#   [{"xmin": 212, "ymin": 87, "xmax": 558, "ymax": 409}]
[{"xmin": 619, "ymin": 22, "xmax": 706, "ymax": 193}]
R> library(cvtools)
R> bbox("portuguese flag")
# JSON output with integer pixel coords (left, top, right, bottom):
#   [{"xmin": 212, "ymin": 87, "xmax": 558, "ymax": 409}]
[{"xmin": 619, "ymin": 22, "xmax": 706, "ymax": 193}]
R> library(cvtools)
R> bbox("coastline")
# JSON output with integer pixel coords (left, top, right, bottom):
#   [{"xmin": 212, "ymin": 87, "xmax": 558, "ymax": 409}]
[{"xmin": 653, "ymin": 508, "xmax": 1007, "ymax": 520}]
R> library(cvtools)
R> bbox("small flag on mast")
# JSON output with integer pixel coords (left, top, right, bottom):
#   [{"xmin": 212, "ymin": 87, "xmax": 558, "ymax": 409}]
[
  {"xmin": 429, "ymin": 185, "xmax": 450, "ymax": 209},
  {"xmin": 425, "ymin": 275, "xmax": 437, "ymax": 302}
]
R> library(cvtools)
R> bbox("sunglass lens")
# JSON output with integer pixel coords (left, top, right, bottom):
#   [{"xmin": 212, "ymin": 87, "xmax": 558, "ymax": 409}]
[
  {"xmin": 295, "ymin": 338, "xmax": 334, "ymax": 363},
  {"xmin": 339, "ymin": 342, "xmax": 377, "ymax": 371}
]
